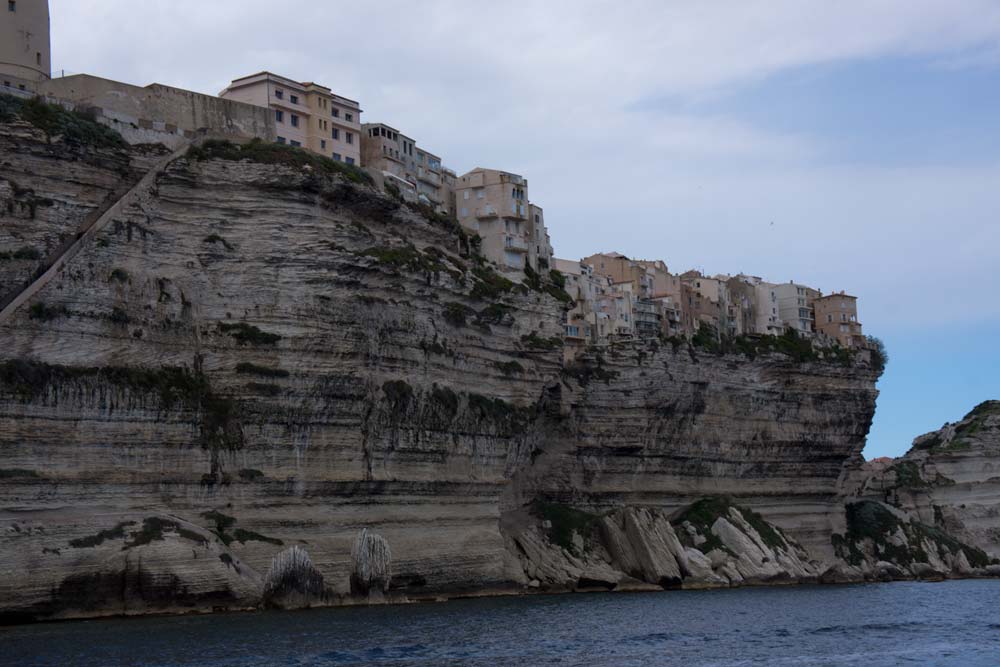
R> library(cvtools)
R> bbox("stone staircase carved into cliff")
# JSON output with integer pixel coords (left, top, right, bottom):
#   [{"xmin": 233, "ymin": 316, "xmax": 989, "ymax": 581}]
[{"xmin": 0, "ymin": 141, "xmax": 194, "ymax": 326}]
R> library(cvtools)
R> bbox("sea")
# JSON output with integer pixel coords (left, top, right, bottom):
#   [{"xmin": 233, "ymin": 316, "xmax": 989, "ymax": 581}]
[{"xmin": 3, "ymin": 580, "xmax": 1000, "ymax": 666}]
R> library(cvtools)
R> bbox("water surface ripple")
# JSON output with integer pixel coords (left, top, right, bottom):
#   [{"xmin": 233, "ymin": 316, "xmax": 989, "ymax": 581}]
[{"xmin": 3, "ymin": 580, "xmax": 1000, "ymax": 666}]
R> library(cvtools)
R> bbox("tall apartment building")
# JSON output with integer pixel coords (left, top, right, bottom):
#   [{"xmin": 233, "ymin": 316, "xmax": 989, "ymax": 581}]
[
  {"xmin": 753, "ymin": 281, "xmax": 783, "ymax": 335},
  {"xmin": 360, "ymin": 122, "xmax": 449, "ymax": 214},
  {"xmin": 773, "ymin": 282, "xmax": 820, "ymax": 335},
  {"xmin": 220, "ymin": 72, "xmax": 361, "ymax": 164},
  {"xmin": 455, "ymin": 168, "xmax": 551, "ymax": 274},
  {"xmin": 681, "ymin": 270, "xmax": 725, "ymax": 332},
  {"xmin": 554, "ymin": 258, "xmax": 610, "ymax": 343},
  {"xmin": 528, "ymin": 204, "xmax": 554, "ymax": 270},
  {"xmin": 813, "ymin": 292, "xmax": 864, "ymax": 347},
  {"xmin": 1, "ymin": 0, "xmax": 50, "ymax": 89}
]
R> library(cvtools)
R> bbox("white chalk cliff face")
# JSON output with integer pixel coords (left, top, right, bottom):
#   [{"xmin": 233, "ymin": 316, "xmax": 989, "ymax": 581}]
[{"xmin": 0, "ymin": 108, "xmax": 994, "ymax": 623}]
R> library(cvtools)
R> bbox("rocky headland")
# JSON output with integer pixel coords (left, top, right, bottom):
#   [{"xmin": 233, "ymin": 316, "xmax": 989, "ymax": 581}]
[{"xmin": 1, "ymin": 100, "xmax": 997, "ymax": 623}]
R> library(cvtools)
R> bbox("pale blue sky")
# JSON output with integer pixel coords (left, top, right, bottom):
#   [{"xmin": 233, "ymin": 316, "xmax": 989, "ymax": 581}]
[{"xmin": 50, "ymin": 1, "xmax": 1000, "ymax": 458}]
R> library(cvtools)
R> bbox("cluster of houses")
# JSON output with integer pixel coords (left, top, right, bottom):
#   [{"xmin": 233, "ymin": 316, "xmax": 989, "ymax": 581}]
[
  {"xmin": 554, "ymin": 253, "xmax": 864, "ymax": 349},
  {"xmin": 1, "ymin": 0, "xmax": 863, "ymax": 350}
]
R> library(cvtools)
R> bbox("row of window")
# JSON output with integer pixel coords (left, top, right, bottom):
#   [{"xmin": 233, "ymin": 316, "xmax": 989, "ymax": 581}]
[
  {"xmin": 275, "ymin": 110, "xmax": 353, "ymax": 144},
  {"xmin": 274, "ymin": 89, "xmax": 355, "ymax": 122}
]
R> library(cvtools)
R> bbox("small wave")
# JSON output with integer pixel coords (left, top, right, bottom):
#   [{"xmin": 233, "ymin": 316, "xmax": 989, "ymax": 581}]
[
  {"xmin": 811, "ymin": 621, "xmax": 925, "ymax": 636},
  {"xmin": 624, "ymin": 631, "xmax": 675, "ymax": 644}
]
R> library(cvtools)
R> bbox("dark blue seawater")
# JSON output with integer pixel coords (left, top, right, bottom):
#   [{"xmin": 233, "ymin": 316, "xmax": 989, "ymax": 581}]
[{"xmin": 3, "ymin": 580, "xmax": 1000, "ymax": 666}]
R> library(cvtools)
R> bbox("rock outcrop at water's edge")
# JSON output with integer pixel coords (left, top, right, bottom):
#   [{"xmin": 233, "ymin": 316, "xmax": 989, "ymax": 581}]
[
  {"xmin": 847, "ymin": 401, "xmax": 1000, "ymax": 578},
  {"xmin": 0, "ymin": 114, "xmax": 996, "ymax": 622}
]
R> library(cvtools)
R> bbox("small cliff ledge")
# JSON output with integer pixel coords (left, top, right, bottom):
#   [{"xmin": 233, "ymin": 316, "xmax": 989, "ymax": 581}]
[{"xmin": 2, "ymin": 112, "xmax": 991, "ymax": 623}]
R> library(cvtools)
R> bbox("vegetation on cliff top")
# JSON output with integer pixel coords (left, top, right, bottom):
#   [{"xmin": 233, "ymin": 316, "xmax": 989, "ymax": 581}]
[
  {"xmin": 913, "ymin": 400, "xmax": 997, "ymax": 452},
  {"xmin": 187, "ymin": 138, "xmax": 372, "ymax": 185},
  {"xmin": 0, "ymin": 94, "xmax": 127, "ymax": 149}
]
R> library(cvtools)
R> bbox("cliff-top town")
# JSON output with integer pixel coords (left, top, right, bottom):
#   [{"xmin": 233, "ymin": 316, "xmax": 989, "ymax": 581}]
[{"xmin": 1, "ymin": 0, "xmax": 864, "ymax": 350}]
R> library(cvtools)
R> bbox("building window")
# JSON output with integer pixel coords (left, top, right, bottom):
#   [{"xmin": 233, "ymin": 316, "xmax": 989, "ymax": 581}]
[
  {"xmin": 8, "ymin": 1, "xmax": 15, "ymax": 12},
  {"xmin": 463, "ymin": 191, "xmax": 469, "ymax": 200},
  {"xmin": 275, "ymin": 110, "xmax": 284, "ymax": 122},
  {"xmin": 290, "ymin": 140, "xmax": 301, "ymax": 147},
  {"xmin": 345, "ymin": 157, "xmax": 355, "ymax": 165},
  {"xmin": 36, "ymin": 51, "xmax": 40, "ymax": 65},
  {"xmin": 321, "ymin": 139, "xmax": 327, "ymax": 149},
  {"xmin": 274, "ymin": 90, "xmax": 283, "ymax": 99},
  {"xmin": 460, "ymin": 207, "xmax": 468, "ymax": 217},
  {"xmin": 331, "ymin": 108, "xmax": 339, "ymax": 118},
  {"xmin": 276, "ymin": 136, "xmax": 286, "ymax": 144},
  {"xmin": 332, "ymin": 128, "xmax": 339, "ymax": 140},
  {"xmin": 333, "ymin": 153, "xmax": 342, "ymax": 161},
  {"xmin": 345, "ymin": 113, "xmax": 353, "ymax": 122},
  {"xmin": 290, "ymin": 94, "xmax": 298, "ymax": 104},
  {"xmin": 346, "ymin": 132, "xmax": 353, "ymax": 144},
  {"xmin": 291, "ymin": 114, "xmax": 299, "ymax": 127}
]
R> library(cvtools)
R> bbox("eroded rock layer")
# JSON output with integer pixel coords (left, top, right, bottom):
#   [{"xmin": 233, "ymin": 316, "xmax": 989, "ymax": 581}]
[
  {"xmin": 0, "ymin": 120, "xmax": 919, "ymax": 623},
  {"xmin": 856, "ymin": 401, "xmax": 1000, "ymax": 563}
]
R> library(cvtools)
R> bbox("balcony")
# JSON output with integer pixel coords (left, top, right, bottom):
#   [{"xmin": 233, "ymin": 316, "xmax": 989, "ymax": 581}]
[
  {"xmin": 417, "ymin": 169, "xmax": 441, "ymax": 187},
  {"xmin": 475, "ymin": 205, "xmax": 499, "ymax": 219},
  {"xmin": 504, "ymin": 236, "xmax": 529, "ymax": 253}
]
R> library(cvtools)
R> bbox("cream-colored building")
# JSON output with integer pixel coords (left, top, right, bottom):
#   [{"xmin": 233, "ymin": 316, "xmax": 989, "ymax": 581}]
[
  {"xmin": 773, "ymin": 281, "xmax": 820, "ymax": 335},
  {"xmin": 554, "ymin": 257, "xmax": 612, "ymax": 343},
  {"xmin": 455, "ymin": 168, "xmax": 551, "ymax": 274},
  {"xmin": 753, "ymin": 280, "xmax": 783, "ymax": 335},
  {"xmin": 813, "ymin": 292, "xmax": 864, "ymax": 347},
  {"xmin": 220, "ymin": 72, "xmax": 361, "ymax": 164},
  {"xmin": 1, "ymin": 0, "xmax": 50, "ymax": 89},
  {"xmin": 361, "ymin": 122, "xmax": 449, "ymax": 214}
]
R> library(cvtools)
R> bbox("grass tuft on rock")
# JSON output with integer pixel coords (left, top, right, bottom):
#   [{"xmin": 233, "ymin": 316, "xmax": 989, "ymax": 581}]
[{"xmin": 188, "ymin": 138, "xmax": 372, "ymax": 185}]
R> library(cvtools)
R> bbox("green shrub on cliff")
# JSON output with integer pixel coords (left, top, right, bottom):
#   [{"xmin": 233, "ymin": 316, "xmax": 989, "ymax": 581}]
[
  {"xmin": 0, "ymin": 246, "xmax": 42, "ymax": 261},
  {"xmin": 0, "ymin": 359, "xmax": 206, "ymax": 407},
  {"xmin": 470, "ymin": 266, "xmax": 519, "ymax": 301},
  {"xmin": 443, "ymin": 302, "xmax": 472, "ymax": 327},
  {"xmin": 835, "ymin": 500, "xmax": 994, "ymax": 568},
  {"xmin": 522, "ymin": 264, "xmax": 573, "ymax": 304},
  {"xmin": 0, "ymin": 94, "xmax": 126, "ymax": 149},
  {"xmin": 521, "ymin": 332, "xmax": 562, "ymax": 351},
  {"xmin": 532, "ymin": 501, "xmax": 599, "ymax": 556},
  {"xmin": 28, "ymin": 302, "xmax": 68, "ymax": 321},
  {"xmin": 68, "ymin": 521, "xmax": 136, "ymax": 549},
  {"xmin": 235, "ymin": 362, "xmax": 289, "ymax": 378},
  {"xmin": 219, "ymin": 322, "xmax": 281, "ymax": 345},
  {"xmin": 188, "ymin": 138, "xmax": 372, "ymax": 185},
  {"xmin": 866, "ymin": 336, "xmax": 888, "ymax": 373}
]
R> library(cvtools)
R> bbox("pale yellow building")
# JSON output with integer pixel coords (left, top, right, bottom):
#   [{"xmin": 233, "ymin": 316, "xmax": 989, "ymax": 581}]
[
  {"xmin": 220, "ymin": 72, "xmax": 361, "ymax": 164},
  {"xmin": 813, "ymin": 292, "xmax": 864, "ymax": 347},
  {"xmin": 1, "ymin": 0, "xmax": 50, "ymax": 89},
  {"xmin": 455, "ymin": 168, "xmax": 551, "ymax": 274}
]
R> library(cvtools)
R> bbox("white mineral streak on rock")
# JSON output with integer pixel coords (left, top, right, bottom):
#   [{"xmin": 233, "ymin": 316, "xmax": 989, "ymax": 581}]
[{"xmin": 350, "ymin": 528, "xmax": 392, "ymax": 595}]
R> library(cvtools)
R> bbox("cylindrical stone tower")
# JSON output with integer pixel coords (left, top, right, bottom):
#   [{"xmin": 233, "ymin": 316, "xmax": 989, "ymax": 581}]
[{"xmin": 0, "ymin": 0, "xmax": 51, "ymax": 85}]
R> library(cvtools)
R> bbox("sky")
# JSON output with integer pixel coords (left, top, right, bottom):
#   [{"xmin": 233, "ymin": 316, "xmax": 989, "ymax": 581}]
[{"xmin": 49, "ymin": 1, "xmax": 1000, "ymax": 459}]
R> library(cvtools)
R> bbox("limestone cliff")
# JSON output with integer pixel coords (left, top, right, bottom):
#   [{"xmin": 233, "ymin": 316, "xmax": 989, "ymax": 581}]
[
  {"xmin": 847, "ymin": 401, "xmax": 1000, "ymax": 577},
  {"xmin": 0, "ymin": 104, "xmax": 942, "ymax": 623}
]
